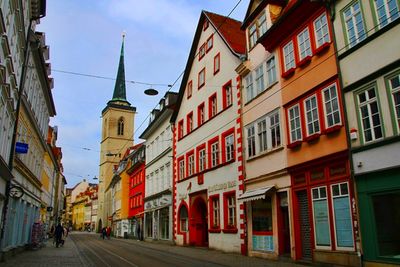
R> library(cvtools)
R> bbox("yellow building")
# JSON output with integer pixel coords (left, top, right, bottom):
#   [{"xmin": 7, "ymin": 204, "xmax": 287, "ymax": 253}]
[{"xmin": 72, "ymin": 193, "xmax": 87, "ymax": 230}]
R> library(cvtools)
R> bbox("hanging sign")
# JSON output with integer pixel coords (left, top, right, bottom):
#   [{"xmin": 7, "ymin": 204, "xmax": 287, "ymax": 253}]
[{"xmin": 15, "ymin": 142, "xmax": 29, "ymax": 154}]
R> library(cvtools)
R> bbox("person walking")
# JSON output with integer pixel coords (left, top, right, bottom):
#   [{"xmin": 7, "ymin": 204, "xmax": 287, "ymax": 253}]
[
  {"xmin": 101, "ymin": 227, "xmax": 106, "ymax": 239},
  {"xmin": 106, "ymin": 226, "xmax": 111, "ymax": 240},
  {"xmin": 54, "ymin": 223, "xmax": 63, "ymax": 248}
]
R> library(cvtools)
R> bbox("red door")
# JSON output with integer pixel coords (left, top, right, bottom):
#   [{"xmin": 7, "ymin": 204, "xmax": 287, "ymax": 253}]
[{"xmin": 189, "ymin": 197, "xmax": 208, "ymax": 246}]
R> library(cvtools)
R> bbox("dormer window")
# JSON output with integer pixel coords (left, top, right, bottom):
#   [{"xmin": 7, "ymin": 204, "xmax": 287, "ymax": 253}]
[{"xmin": 117, "ymin": 117, "xmax": 124, "ymax": 136}]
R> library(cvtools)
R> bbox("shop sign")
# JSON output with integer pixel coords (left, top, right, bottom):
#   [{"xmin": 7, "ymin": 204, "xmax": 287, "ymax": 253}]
[
  {"xmin": 15, "ymin": 142, "xmax": 28, "ymax": 154},
  {"xmin": 208, "ymin": 180, "xmax": 237, "ymax": 193}
]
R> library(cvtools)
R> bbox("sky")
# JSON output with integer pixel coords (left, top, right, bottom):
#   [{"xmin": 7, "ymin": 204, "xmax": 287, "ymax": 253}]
[{"xmin": 37, "ymin": 0, "xmax": 249, "ymax": 188}]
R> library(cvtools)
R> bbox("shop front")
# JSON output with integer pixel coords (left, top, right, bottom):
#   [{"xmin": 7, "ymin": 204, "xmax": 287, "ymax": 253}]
[{"xmin": 144, "ymin": 194, "xmax": 172, "ymax": 242}]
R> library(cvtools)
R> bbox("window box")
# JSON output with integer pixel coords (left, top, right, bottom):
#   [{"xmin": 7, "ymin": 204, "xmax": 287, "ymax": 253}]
[
  {"xmin": 305, "ymin": 133, "xmax": 320, "ymax": 142},
  {"xmin": 323, "ymin": 124, "xmax": 342, "ymax": 134},
  {"xmin": 281, "ymin": 67, "xmax": 295, "ymax": 79},
  {"xmin": 315, "ymin": 41, "xmax": 330, "ymax": 55},
  {"xmin": 287, "ymin": 140, "xmax": 302, "ymax": 149},
  {"xmin": 297, "ymin": 55, "xmax": 312, "ymax": 68}
]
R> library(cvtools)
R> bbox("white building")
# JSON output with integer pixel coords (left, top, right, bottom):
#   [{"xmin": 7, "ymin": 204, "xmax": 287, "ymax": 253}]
[
  {"xmin": 139, "ymin": 92, "xmax": 177, "ymax": 242},
  {"xmin": 171, "ymin": 11, "xmax": 246, "ymax": 253}
]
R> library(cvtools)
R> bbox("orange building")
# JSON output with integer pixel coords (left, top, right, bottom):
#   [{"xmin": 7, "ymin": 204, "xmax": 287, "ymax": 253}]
[{"xmin": 259, "ymin": 1, "xmax": 358, "ymax": 266}]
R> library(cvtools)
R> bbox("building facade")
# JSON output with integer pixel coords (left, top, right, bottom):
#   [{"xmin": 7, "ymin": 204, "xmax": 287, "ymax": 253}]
[
  {"xmin": 237, "ymin": 0, "xmax": 292, "ymax": 259},
  {"xmin": 332, "ymin": 0, "xmax": 400, "ymax": 265},
  {"xmin": 140, "ymin": 92, "xmax": 177, "ymax": 242},
  {"xmin": 171, "ymin": 11, "xmax": 246, "ymax": 253}
]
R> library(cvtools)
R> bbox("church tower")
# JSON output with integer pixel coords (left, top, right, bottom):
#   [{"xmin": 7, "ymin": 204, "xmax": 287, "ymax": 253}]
[{"xmin": 97, "ymin": 34, "xmax": 136, "ymax": 229}]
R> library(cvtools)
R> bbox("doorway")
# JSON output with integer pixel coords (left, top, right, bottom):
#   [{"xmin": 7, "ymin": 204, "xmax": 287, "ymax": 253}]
[
  {"xmin": 190, "ymin": 196, "xmax": 208, "ymax": 247},
  {"xmin": 278, "ymin": 191, "xmax": 291, "ymax": 255},
  {"xmin": 297, "ymin": 190, "xmax": 312, "ymax": 261}
]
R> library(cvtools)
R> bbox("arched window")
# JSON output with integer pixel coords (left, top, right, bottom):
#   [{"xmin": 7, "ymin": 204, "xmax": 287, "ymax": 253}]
[
  {"xmin": 178, "ymin": 204, "xmax": 188, "ymax": 233},
  {"xmin": 117, "ymin": 117, "xmax": 124, "ymax": 136}
]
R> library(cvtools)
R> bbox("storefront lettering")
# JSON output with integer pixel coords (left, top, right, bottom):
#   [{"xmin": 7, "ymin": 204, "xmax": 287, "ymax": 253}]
[{"xmin": 208, "ymin": 181, "xmax": 237, "ymax": 193}]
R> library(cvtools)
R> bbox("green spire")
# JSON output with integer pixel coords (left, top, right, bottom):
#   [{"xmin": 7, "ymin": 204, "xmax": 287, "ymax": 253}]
[{"xmin": 111, "ymin": 34, "xmax": 127, "ymax": 102}]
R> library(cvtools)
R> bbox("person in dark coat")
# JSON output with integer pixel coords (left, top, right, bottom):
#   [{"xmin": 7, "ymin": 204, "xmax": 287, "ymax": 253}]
[
  {"xmin": 101, "ymin": 227, "xmax": 106, "ymax": 239},
  {"xmin": 54, "ymin": 223, "xmax": 64, "ymax": 248}
]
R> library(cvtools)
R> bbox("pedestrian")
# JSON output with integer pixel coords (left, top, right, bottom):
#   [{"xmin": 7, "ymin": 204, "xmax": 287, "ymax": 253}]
[
  {"xmin": 60, "ymin": 226, "xmax": 67, "ymax": 246},
  {"xmin": 54, "ymin": 223, "xmax": 63, "ymax": 248},
  {"xmin": 106, "ymin": 226, "xmax": 111, "ymax": 240},
  {"xmin": 101, "ymin": 227, "xmax": 106, "ymax": 240}
]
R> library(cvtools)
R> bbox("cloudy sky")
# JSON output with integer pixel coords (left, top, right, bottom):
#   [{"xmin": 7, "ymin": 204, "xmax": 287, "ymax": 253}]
[{"xmin": 37, "ymin": 0, "xmax": 249, "ymax": 188}]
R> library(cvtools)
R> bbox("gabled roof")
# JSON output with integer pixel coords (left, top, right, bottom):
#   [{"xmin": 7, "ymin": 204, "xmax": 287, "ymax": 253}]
[
  {"xmin": 241, "ymin": 0, "xmax": 286, "ymax": 30},
  {"xmin": 171, "ymin": 10, "xmax": 245, "ymax": 123}
]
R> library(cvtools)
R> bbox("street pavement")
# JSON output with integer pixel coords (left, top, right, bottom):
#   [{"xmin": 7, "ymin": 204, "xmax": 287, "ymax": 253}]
[{"xmin": 0, "ymin": 232, "xmax": 309, "ymax": 267}]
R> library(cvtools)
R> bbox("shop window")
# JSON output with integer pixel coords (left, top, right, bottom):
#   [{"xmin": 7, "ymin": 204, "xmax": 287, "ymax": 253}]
[
  {"xmin": 145, "ymin": 213, "xmax": 153, "ymax": 238},
  {"xmin": 179, "ymin": 205, "xmax": 188, "ymax": 233},
  {"xmin": 312, "ymin": 186, "xmax": 331, "ymax": 248},
  {"xmin": 251, "ymin": 198, "xmax": 274, "ymax": 251},
  {"xmin": 160, "ymin": 207, "xmax": 170, "ymax": 240},
  {"xmin": 331, "ymin": 182, "xmax": 354, "ymax": 248},
  {"xmin": 372, "ymin": 191, "xmax": 400, "ymax": 258}
]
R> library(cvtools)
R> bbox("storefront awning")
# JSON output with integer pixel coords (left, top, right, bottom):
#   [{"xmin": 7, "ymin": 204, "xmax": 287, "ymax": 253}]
[{"xmin": 238, "ymin": 186, "xmax": 275, "ymax": 202}]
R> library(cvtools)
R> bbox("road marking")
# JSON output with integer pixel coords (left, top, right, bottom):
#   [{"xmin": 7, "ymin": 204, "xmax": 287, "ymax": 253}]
[{"xmin": 76, "ymin": 237, "xmax": 112, "ymax": 267}]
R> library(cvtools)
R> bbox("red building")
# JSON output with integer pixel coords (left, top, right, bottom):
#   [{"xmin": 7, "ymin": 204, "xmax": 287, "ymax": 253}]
[{"xmin": 127, "ymin": 144, "xmax": 145, "ymax": 240}]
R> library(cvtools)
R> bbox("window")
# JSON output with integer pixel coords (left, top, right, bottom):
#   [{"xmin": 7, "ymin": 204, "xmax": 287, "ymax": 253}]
[
  {"xmin": 214, "ymin": 53, "xmax": 220, "ymax": 75},
  {"xmin": 209, "ymin": 94, "xmax": 217, "ymax": 119},
  {"xmin": 297, "ymin": 27, "xmax": 312, "ymax": 61},
  {"xmin": 247, "ymin": 125, "xmax": 256, "ymax": 157},
  {"xmin": 146, "ymin": 212, "xmax": 153, "ymax": 238},
  {"xmin": 357, "ymin": 87, "xmax": 383, "ymax": 142},
  {"xmin": 224, "ymin": 192, "xmax": 237, "ymax": 230},
  {"xmin": 206, "ymin": 34, "xmax": 213, "ymax": 52},
  {"xmin": 223, "ymin": 81, "xmax": 233, "ymax": 109},
  {"xmin": 198, "ymin": 146, "xmax": 206, "ymax": 172},
  {"xmin": 187, "ymin": 81, "xmax": 193, "ymax": 98},
  {"xmin": 313, "ymin": 13, "xmax": 330, "ymax": 48},
  {"xmin": 305, "ymin": 95, "xmax": 320, "ymax": 136},
  {"xmin": 245, "ymin": 73, "xmax": 254, "ymax": 102},
  {"xmin": 258, "ymin": 13, "xmax": 268, "ymax": 36},
  {"xmin": 179, "ymin": 205, "xmax": 188, "ymax": 232},
  {"xmin": 288, "ymin": 105, "xmax": 302, "ymax": 143},
  {"xmin": 323, "ymin": 84, "xmax": 341, "ymax": 128},
  {"xmin": 270, "ymin": 111, "xmax": 281, "ymax": 148},
  {"xmin": 224, "ymin": 133, "xmax": 235, "ymax": 162},
  {"xmin": 255, "ymin": 64, "xmax": 265, "ymax": 94},
  {"xmin": 187, "ymin": 152, "xmax": 195, "ymax": 176},
  {"xmin": 343, "ymin": 1, "xmax": 366, "ymax": 47},
  {"xmin": 203, "ymin": 20, "xmax": 209, "ymax": 31},
  {"xmin": 266, "ymin": 56, "xmax": 277, "ymax": 86},
  {"xmin": 312, "ymin": 186, "xmax": 331, "ymax": 247},
  {"xmin": 198, "ymin": 68, "xmax": 205, "ymax": 89},
  {"xmin": 198, "ymin": 103, "xmax": 205, "ymax": 126},
  {"xmin": 258, "ymin": 119, "xmax": 267, "ymax": 152},
  {"xmin": 283, "ymin": 41, "xmax": 295, "ymax": 72},
  {"xmin": 374, "ymin": 0, "xmax": 399, "ymax": 28},
  {"xmin": 331, "ymin": 182, "xmax": 354, "ymax": 248},
  {"xmin": 178, "ymin": 120, "xmax": 184, "ymax": 139},
  {"xmin": 249, "ymin": 24, "xmax": 257, "ymax": 49},
  {"xmin": 209, "ymin": 195, "xmax": 220, "ymax": 229},
  {"xmin": 187, "ymin": 112, "xmax": 193, "ymax": 133},
  {"xmin": 388, "ymin": 74, "xmax": 400, "ymax": 130},
  {"xmin": 210, "ymin": 140, "xmax": 219, "ymax": 167},
  {"xmin": 199, "ymin": 44, "xmax": 206, "ymax": 60},
  {"xmin": 117, "ymin": 117, "xmax": 124, "ymax": 135},
  {"xmin": 178, "ymin": 157, "xmax": 185, "ymax": 180}
]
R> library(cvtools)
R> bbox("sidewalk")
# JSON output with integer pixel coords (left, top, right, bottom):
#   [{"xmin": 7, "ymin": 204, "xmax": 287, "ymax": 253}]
[{"xmin": 0, "ymin": 236, "xmax": 86, "ymax": 267}]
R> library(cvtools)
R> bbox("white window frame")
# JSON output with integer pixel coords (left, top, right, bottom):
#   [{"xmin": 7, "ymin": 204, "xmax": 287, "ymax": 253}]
[
  {"xmin": 343, "ymin": 1, "xmax": 366, "ymax": 47},
  {"xmin": 297, "ymin": 27, "xmax": 312, "ymax": 60},
  {"xmin": 255, "ymin": 64, "xmax": 265, "ymax": 94},
  {"xmin": 266, "ymin": 55, "xmax": 277, "ymax": 86},
  {"xmin": 211, "ymin": 141, "xmax": 219, "ymax": 167},
  {"xmin": 225, "ymin": 84, "xmax": 232, "ymax": 107},
  {"xmin": 245, "ymin": 73, "xmax": 255, "ymax": 102},
  {"xmin": 288, "ymin": 104, "xmax": 302, "ymax": 143},
  {"xmin": 313, "ymin": 13, "xmax": 331, "ymax": 48},
  {"xmin": 388, "ymin": 74, "xmax": 400, "ymax": 132},
  {"xmin": 199, "ymin": 148, "xmax": 206, "ymax": 172},
  {"xmin": 199, "ymin": 68, "xmax": 205, "ymax": 88},
  {"xmin": 283, "ymin": 40, "xmax": 295, "ymax": 72},
  {"xmin": 258, "ymin": 12, "xmax": 268, "ymax": 36},
  {"xmin": 249, "ymin": 23, "xmax": 257, "ymax": 49},
  {"xmin": 212, "ymin": 197, "xmax": 220, "ymax": 228},
  {"xmin": 225, "ymin": 134, "xmax": 234, "ymax": 162},
  {"xmin": 188, "ymin": 153, "xmax": 195, "ymax": 176},
  {"xmin": 312, "ymin": 186, "xmax": 332, "ymax": 250},
  {"xmin": 304, "ymin": 94, "xmax": 321, "ymax": 136},
  {"xmin": 246, "ymin": 125, "xmax": 256, "ymax": 158},
  {"xmin": 257, "ymin": 119, "xmax": 267, "ymax": 153},
  {"xmin": 178, "ymin": 159, "xmax": 185, "ymax": 180},
  {"xmin": 227, "ymin": 195, "xmax": 236, "ymax": 227},
  {"xmin": 322, "ymin": 83, "xmax": 342, "ymax": 128},
  {"xmin": 330, "ymin": 182, "xmax": 355, "ymax": 251},
  {"xmin": 373, "ymin": 0, "xmax": 400, "ymax": 28},
  {"xmin": 357, "ymin": 86, "xmax": 383, "ymax": 143}
]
